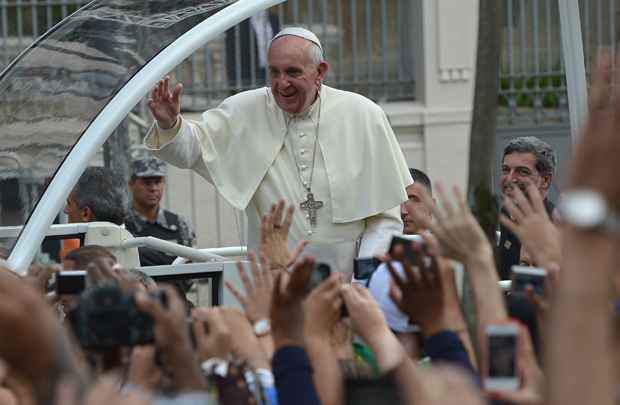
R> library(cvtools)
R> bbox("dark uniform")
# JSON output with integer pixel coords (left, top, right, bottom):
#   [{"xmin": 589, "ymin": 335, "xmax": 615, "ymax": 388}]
[
  {"xmin": 125, "ymin": 156, "xmax": 196, "ymax": 267},
  {"xmin": 497, "ymin": 198, "xmax": 555, "ymax": 280}
]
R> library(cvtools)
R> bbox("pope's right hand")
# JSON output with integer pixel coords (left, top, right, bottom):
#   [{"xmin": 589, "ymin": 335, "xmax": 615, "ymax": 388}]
[{"xmin": 148, "ymin": 75, "xmax": 183, "ymax": 130}]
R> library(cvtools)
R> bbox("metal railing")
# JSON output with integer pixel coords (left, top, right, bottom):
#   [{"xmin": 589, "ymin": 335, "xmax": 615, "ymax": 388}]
[
  {"xmin": 499, "ymin": 0, "xmax": 619, "ymax": 126},
  {"xmin": 4, "ymin": 0, "xmax": 617, "ymax": 126},
  {"xmin": 174, "ymin": 0, "xmax": 415, "ymax": 110},
  {"xmin": 0, "ymin": 0, "xmax": 416, "ymax": 110}
]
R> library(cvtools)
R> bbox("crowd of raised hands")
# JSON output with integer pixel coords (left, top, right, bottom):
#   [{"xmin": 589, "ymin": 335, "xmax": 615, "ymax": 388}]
[{"xmin": 2, "ymin": 52, "xmax": 620, "ymax": 405}]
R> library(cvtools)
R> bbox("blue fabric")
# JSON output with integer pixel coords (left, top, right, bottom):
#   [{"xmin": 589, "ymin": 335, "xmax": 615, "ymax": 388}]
[
  {"xmin": 263, "ymin": 385, "xmax": 279, "ymax": 405},
  {"xmin": 425, "ymin": 330, "xmax": 479, "ymax": 384},
  {"xmin": 272, "ymin": 346, "xmax": 321, "ymax": 405}
]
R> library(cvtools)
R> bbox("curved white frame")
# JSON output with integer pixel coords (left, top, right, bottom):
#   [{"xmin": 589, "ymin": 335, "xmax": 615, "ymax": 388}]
[
  {"xmin": 558, "ymin": 0, "xmax": 588, "ymax": 145},
  {"xmin": 6, "ymin": 0, "xmax": 286, "ymax": 273}
]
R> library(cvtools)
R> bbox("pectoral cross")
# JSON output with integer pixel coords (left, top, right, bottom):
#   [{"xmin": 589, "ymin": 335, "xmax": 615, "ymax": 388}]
[{"xmin": 300, "ymin": 192, "xmax": 323, "ymax": 227}]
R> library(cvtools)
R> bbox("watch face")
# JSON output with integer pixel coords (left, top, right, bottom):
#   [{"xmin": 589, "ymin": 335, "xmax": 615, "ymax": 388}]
[
  {"xmin": 561, "ymin": 190, "xmax": 607, "ymax": 228},
  {"xmin": 254, "ymin": 319, "xmax": 270, "ymax": 335}
]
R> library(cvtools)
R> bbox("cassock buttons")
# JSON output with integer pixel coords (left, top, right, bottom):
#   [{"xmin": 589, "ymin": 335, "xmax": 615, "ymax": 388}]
[
  {"xmin": 307, "ymin": 230, "xmax": 313, "ymax": 236},
  {"xmin": 299, "ymin": 132, "xmax": 306, "ymax": 138},
  {"xmin": 300, "ymin": 164, "xmax": 307, "ymax": 170},
  {"xmin": 300, "ymin": 149, "xmax": 306, "ymax": 156}
]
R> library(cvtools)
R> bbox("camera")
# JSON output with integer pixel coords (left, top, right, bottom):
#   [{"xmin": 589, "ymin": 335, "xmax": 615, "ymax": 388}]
[{"xmin": 68, "ymin": 285, "xmax": 162, "ymax": 351}]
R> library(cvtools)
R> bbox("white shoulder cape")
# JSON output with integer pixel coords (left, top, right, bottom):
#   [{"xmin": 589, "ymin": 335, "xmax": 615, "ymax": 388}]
[{"xmin": 147, "ymin": 85, "xmax": 413, "ymax": 223}]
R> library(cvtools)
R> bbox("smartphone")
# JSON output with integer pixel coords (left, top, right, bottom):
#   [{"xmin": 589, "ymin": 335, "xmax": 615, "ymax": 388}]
[
  {"xmin": 307, "ymin": 262, "xmax": 332, "ymax": 292},
  {"xmin": 55, "ymin": 270, "xmax": 86, "ymax": 295},
  {"xmin": 484, "ymin": 322, "xmax": 520, "ymax": 391},
  {"xmin": 353, "ymin": 257, "xmax": 382, "ymax": 280},
  {"xmin": 306, "ymin": 262, "xmax": 348, "ymax": 317},
  {"xmin": 388, "ymin": 235, "xmax": 422, "ymax": 263},
  {"xmin": 511, "ymin": 266, "xmax": 547, "ymax": 296}
]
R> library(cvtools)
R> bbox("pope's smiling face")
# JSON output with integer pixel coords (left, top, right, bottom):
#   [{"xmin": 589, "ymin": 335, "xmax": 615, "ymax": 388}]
[{"xmin": 268, "ymin": 36, "xmax": 328, "ymax": 114}]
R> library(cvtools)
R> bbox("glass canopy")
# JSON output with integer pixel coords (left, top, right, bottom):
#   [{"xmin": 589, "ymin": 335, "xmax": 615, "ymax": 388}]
[{"xmin": 0, "ymin": 0, "xmax": 234, "ymax": 254}]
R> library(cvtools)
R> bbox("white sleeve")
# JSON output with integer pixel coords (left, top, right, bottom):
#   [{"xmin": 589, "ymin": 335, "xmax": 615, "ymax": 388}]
[
  {"xmin": 143, "ymin": 116, "xmax": 213, "ymax": 183},
  {"xmin": 358, "ymin": 205, "xmax": 403, "ymax": 257}
]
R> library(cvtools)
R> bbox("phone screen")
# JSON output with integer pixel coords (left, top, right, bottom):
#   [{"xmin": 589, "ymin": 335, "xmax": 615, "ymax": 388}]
[
  {"xmin": 511, "ymin": 272, "xmax": 545, "ymax": 296},
  {"xmin": 388, "ymin": 236, "xmax": 418, "ymax": 263},
  {"xmin": 56, "ymin": 271, "xmax": 86, "ymax": 295},
  {"xmin": 488, "ymin": 334, "xmax": 517, "ymax": 378},
  {"xmin": 307, "ymin": 262, "xmax": 331, "ymax": 292},
  {"xmin": 353, "ymin": 257, "xmax": 382, "ymax": 280}
]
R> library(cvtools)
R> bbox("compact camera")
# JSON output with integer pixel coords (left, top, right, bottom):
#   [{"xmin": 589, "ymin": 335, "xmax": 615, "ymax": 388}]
[{"xmin": 68, "ymin": 285, "xmax": 162, "ymax": 351}]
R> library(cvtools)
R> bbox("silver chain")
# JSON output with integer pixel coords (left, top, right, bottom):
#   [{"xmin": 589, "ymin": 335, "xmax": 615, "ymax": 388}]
[{"xmin": 283, "ymin": 93, "xmax": 322, "ymax": 194}]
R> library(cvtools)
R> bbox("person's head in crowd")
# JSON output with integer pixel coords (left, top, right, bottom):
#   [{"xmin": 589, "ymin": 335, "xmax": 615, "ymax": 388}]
[
  {"xmin": 62, "ymin": 245, "xmax": 117, "ymax": 270},
  {"xmin": 58, "ymin": 245, "xmax": 117, "ymax": 314},
  {"xmin": 126, "ymin": 268, "xmax": 157, "ymax": 292},
  {"xmin": 267, "ymin": 27, "xmax": 329, "ymax": 114},
  {"xmin": 401, "ymin": 168, "xmax": 434, "ymax": 235},
  {"xmin": 501, "ymin": 136, "xmax": 556, "ymax": 199},
  {"xmin": 64, "ymin": 167, "xmax": 127, "ymax": 225},
  {"xmin": 128, "ymin": 155, "xmax": 166, "ymax": 214}
]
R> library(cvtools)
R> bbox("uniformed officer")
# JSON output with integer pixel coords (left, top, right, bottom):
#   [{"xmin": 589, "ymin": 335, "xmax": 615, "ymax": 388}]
[{"xmin": 125, "ymin": 155, "xmax": 196, "ymax": 266}]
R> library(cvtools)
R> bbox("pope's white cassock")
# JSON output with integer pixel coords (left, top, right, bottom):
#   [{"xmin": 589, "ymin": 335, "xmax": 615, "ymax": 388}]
[{"xmin": 144, "ymin": 84, "xmax": 412, "ymax": 274}]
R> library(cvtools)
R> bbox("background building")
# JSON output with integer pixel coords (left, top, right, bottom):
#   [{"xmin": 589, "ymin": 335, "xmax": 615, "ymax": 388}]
[{"xmin": 0, "ymin": 0, "xmax": 611, "ymax": 250}]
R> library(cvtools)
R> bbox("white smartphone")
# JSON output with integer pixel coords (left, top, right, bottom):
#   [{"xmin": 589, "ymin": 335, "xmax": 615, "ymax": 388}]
[
  {"xmin": 484, "ymin": 322, "xmax": 520, "ymax": 391},
  {"xmin": 511, "ymin": 266, "xmax": 547, "ymax": 296}
]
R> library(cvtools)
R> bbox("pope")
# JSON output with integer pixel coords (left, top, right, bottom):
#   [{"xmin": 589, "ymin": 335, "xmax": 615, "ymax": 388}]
[{"xmin": 144, "ymin": 27, "xmax": 413, "ymax": 273}]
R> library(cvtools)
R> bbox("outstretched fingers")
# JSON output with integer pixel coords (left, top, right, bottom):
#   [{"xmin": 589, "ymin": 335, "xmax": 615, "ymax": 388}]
[
  {"xmin": 282, "ymin": 204, "xmax": 295, "ymax": 234},
  {"xmin": 272, "ymin": 200, "xmax": 286, "ymax": 228}
]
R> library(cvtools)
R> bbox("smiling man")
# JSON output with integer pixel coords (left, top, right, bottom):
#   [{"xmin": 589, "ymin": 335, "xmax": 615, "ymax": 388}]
[
  {"xmin": 143, "ymin": 27, "xmax": 412, "ymax": 269},
  {"xmin": 125, "ymin": 155, "xmax": 196, "ymax": 266},
  {"xmin": 498, "ymin": 136, "xmax": 557, "ymax": 278}
]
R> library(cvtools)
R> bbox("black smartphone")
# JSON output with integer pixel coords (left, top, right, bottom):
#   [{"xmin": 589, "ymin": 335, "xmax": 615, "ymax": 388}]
[
  {"xmin": 306, "ymin": 262, "xmax": 348, "ymax": 317},
  {"xmin": 307, "ymin": 262, "xmax": 332, "ymax": 292},
  {"xmin": 388, "ymin": 235, "xmax": 422, "ymax": 263},
  {"xmin": 55, "ymin": 270, "xmax": 86, "ymax": 295},
  {"xmin": 353, "ymin": 257, "xmax": 382, "ymax": 280}
]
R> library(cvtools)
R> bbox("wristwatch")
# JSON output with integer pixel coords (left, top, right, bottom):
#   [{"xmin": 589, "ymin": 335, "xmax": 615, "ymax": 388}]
[
  {"xmin": 253, "ymin": 319, "xmax": 271, "ymax": 337},
  {"xmin": 559, "ymin": 189, "xmax": 620, "ymax": 234}
]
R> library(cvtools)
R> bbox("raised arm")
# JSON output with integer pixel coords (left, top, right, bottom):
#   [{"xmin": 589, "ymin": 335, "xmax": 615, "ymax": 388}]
[
  {"xmin": 148, "ymin": 76, "xmax": 182, "ymax": 130},
  {"xmin": 423, "ymin": 184, "xmax": 508, "ymax": 326},
  {"xmin": 546, "ymin": 50, "xmax": 620, "ymax": 405}
]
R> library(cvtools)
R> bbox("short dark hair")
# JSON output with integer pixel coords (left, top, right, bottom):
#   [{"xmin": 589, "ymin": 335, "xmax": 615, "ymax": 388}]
[
  {"xmin": 502, "ymin": 136, "xmax": 556, "ymax": 177},
  {"xmin": 63, "ymin": 245, "xmax": 117, "ymax": 269},
  {"xmin": 409, "ymin": 168, "xmax": 432, "ymax": 195},
  {"xmin": 73, "ymin": 167, "xmax": 127, "ymax": 225},
  {"xmin": 126, "ymin": 269, "xmax": 157, "ymax": 290}
]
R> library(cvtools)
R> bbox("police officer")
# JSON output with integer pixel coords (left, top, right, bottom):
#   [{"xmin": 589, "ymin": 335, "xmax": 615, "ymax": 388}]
[{"xmin": 125, "ymin": 155, "xmax": 196, "ymax": 266}]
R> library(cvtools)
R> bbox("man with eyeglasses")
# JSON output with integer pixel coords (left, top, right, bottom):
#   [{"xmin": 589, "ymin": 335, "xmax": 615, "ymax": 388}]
[{"xmin": 498, "ymin": 136, "xmax": 558, "ymax": 279}]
